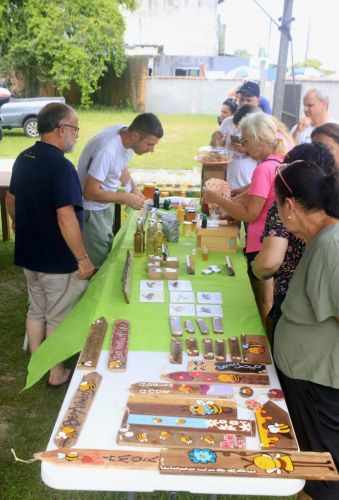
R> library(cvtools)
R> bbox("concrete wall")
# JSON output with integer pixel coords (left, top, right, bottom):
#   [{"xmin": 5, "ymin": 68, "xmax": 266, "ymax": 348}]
[
  {"xmin": 145, "ymin": 77, "xmax": 339, "ymax": 119},
  {"xmin": 123, "ymin": 0, "xmax": 219, "ymax": 56},
  {"xmin": 152, "ymin": 55, "xmax": 249, "ymax": 76}
]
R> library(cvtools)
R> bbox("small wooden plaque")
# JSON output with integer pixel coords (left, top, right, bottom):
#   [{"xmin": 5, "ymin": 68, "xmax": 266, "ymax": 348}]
[
  {"xmin": 241, "ymin": 334, "xmax": 272, "ymax": 364},
  {"xmin": 122, "ymin": 250, "xmax": 133, "ymax": 303},
  {"xmin": 189, "ymin": 360, "xmax": 267, "ymax": 375},
  {"xmin": 162, "ymin": 370, "xmax": 270, "ymax": 386},
  {"xmin": 54, "ymin": 372, "xmax": 102, "ymax": 448},
  {"xmin": 228, "ymin": 336, "xmax": 242, "ymax": 362},
  {"xmin": 130, "ymin": 382, "xmax": 234, "ymax": 399},
  {"xmin": 107, "ymin": 320, "xmax": 130, "ymax": 371},
  {"xmin": 255, "ymin": 401, "xmax": 298, "ymax": 450},
  {"xmin": 170, "ymin": 338, "xmax": 183, "ymax": 364},
  {"xmin": 77, "ymin": 317, "xmax": 108, "ymax": 370}
]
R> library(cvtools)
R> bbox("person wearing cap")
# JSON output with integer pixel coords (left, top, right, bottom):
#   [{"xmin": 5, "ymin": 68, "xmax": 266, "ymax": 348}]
[
  {"xmin": 236, "ymin": 81, "xmax": 272, "ymax": 115},
  {"xmin": 290, "ymin": 88, "xmax": 338, "ymax": 145}
]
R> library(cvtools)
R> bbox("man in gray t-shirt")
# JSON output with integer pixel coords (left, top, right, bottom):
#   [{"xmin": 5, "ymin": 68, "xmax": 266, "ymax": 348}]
[{"xmin": 77, "ymin": 113, "xmax": 163, "ymax": 267}]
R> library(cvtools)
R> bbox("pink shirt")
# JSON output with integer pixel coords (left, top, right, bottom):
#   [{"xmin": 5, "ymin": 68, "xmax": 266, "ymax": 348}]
[{"xmin": 246, "ymin": 154, "xmax": 283, "ymax": 253}]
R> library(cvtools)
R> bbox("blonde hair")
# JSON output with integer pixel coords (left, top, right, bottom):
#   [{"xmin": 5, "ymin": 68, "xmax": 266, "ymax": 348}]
[{"xmin": 239, "ymin": 113, "xmax": 291, "ymax": 156}]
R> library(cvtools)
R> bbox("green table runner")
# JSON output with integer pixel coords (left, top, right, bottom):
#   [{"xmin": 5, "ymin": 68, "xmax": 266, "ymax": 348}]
[{"xmin": 25, "ymin": 212, "xmax": 263, "ymax": 389}]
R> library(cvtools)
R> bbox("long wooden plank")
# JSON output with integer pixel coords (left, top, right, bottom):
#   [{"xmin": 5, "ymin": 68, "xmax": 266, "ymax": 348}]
[
  {"xmin": 107, "ymin": 320, "xmax": 130, "ymax": 371},
  {"xmin": 130, "ymin": 382, "xmax": 234, "ymax": 399},
  {"xmin": 125, "ymin": 393, "xmax": 237, "ymax": 419},
  {"xmin": 241, "ymin": 334, "xmax": 272, "ymax": 364},
  {"xmin": 35, "ymin": 448, "xmax": 159, "ymax": 470},
  {"xmin": 162, "ymin": 371, "xmax": 270, "ymax": 386},
  {"xmin": 53, "ymin": 372, "xmax": 102, "ymax": 448},
  {"xmin": 255, "ymin": 401, "xmax": 298, "ymax": 450},
  {"xmin": 160, "ymin": 449, "xmax": 339, "ymax": 481},
  {"xmin": 121, "ymin": 250, "xmax": 133, "ymax": 303},
  {"xmin": 77, "ymin": 317, "xmax": 108, "ymax": 370},
  {"xmin": 189, "ymin": 360, "xmax": 267, "ymax": 375},
  {"xmin": 118, "ymin": 426, "xmax": 246, "ymax": 450}
]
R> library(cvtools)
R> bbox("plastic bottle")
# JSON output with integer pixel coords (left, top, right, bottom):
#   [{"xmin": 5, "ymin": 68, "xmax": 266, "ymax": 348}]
[
  {"xmin": 201, "ymin": 216, "xmax": 207, "ymax": 228},
  {"xmin": 202, "ymin": 246, "xmax": 209, "ymax": 261},
  {"xmin": 177, "ymin": 203, "xmax": 184, "ymax": 224},
  {"xmin": 153, "ymin": 188, "xmax": 160, "ymax": 208},
  {"xmin": 134, "ymin": 219, "xmax": 143, "ymax": 256}
]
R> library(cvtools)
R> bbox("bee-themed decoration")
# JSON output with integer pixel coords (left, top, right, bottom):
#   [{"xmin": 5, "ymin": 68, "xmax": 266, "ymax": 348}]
[
  {"xmin": 255, "ymin": 401, "xmax": 298, "ymax": 450},
  {"xmin": 77, "ymin": 317, "xmax": 108, "ymax": 370}
]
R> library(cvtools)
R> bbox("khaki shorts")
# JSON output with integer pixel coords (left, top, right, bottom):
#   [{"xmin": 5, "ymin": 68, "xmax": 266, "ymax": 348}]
[
  {"xmin": 24, "ymin": 269, "xmax": 88, "ymax": 330},
  {"xmin": 83, "ymin": 206, "xmax": 115, "ymax": 267}
]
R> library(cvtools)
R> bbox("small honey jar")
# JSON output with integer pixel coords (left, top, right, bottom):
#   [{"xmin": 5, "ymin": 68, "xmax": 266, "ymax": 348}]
[
  {"xmin": 182, "ymin": 221, "xmax": 192, "ymax": 237},
  {"xmin": 184, "ymin": 208, "xmax": 196, "ymax": 222}
]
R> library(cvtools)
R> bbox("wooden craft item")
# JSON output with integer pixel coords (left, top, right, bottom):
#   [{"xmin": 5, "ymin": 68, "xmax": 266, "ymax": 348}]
[
  {"xmin": 165, "ymin": 257, "xmax": 179, "ymax": 269},
  {"xmin": 170, "ymin": 316, "xmax": 183, "ymax": 337},
  {"xmin": 170, "ymin": 338, "xmax": 183, "ymax": 364},
  {"xmin": 53, "ymin": 372, "xmax": 102, "ymax": 448},
  {"xmin": 241, "ymin": 334, "xmax": 272, "ymax": 365},
  {"xmin": 197, "ymin": 318, "xmax": 209, "ymax": 335},
  {"xmin": 164, "ymin": 267, "xmax": 179, "ymax": 280},
  {"xmin": 121, "ymin": 250, "xmax": 133, "ymax": 303},
  {"xmin": 130, "ymin": 382, "xmax": 234, "ymax": 398},
  {"xmin": 186, "ymin": 255, "xmax": 195, "ymax": 275},
  {"xmin": 124, "ymin": 393, "xmax": 238, "ymax": 420},
  {"xmin": 202, "ymin": 338, "xmax": 214, "ymax": 360},
  {"xmin": 228, "ymin": 337, "xmax": 242, "ymax": 362},
  {"xmin": 196, "ymin": 224, "xmax": 238, "ymax": 253},
  {"xmin": 255, "ymin": 401, "xmax": 298, "ymax": 450},
  {"xmin": 159, "ymin": 449, "xmax": 339, "ymax": 481},
  {"xmin": 35, "ymin": 448, "xmax": 159, "ymax": 470},
  {"xmin": 215, "ymin": 340, "xmax": 226, "ymax": 361},
  {"xmin": 118, "ymin": 427, "xmax": 246, "ymax": 450},
  {"xmin": 189, "ymin": 360, "xmax": 267, "ymax": 375},
  {"xmin": 225, "ymin": 256, "xmax": 235, "ymax": 276},
  {"xmin": 77, "ymin": 317, "xmax": 108, "ymax": 370},
  {"xmin": 147, "ymin": 267, "xmax": 162, "ymax": 280},
  {"xmin": 107, "ymin": 320, "xmax": 130, "ymax": 371},
  {"xmin": 212, "ymin": 317, "xmax": 223, "ymax": 334},
  {"xmin": 148, "ymin": 255, "xmax": 163, "ymax": 264},
  {"xmin": 162, "ymin": 371, "xmax": 270, "ymax": 385},
  {"xmin": 186, "ymin": 337, "xmax": 199, "ymax": 356}
]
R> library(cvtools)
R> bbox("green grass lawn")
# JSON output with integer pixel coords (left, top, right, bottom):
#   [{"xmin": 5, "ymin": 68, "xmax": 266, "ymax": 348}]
[
  {"xmin": 0, "ymin": 109, "xmax": 297, "ymax": 499},
  {"xmin": 1, "ymin": 107, "xmax": 216, "ymax": 170}
]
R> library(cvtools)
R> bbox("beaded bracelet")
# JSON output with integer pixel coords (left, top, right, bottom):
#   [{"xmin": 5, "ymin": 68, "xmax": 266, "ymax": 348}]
[{"xmin": 77, "ymin": 254, "xmax": 89, "ymax": 263}]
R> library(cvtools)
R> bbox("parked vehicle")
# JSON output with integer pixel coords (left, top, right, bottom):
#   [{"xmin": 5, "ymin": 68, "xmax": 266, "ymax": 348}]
[{"xmin": 0, "ymin": 96, "xmax": 65, "ymax": 138}]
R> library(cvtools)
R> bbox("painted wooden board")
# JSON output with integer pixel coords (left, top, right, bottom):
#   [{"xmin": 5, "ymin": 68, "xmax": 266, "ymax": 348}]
[
  {"xmin": 159, "ymin": 449, "xmax": 339, "ymax": 481},
  {"xmin": 35, "ymin": 448, "xmax": 159, "ymax": 470},
  {"xmin": 125, "ymin": 393, "xmax": 237, "ymax": 420},
  {"xmin": 121, "ymin": 249, "xmax": 133, "ymax": 303},
  {"xmin": 77, "ymin": 317, "xmax": 108, "ymax": 370},
  {"xmin": 162, "ymin": 371, "xmax": 270, "ymax": 386},
  {"xmin": 120, "ymin": 409, "xmax": 255, "ymax": 436},
  {"xmin": 170, "ymin": 338, "xmax": 183, "ymax": 364},
  {"xmin": 189, "ymin": 360, "xmax": 267, "ymax": 375},
  {"xmin": 241, "ymin": 334, "xmax": 272, "ymax": 365},
  {"xmin": 228, "ymin": 336, "xmax": 242, "ymax": 362},
  {"xmin": 107, "ymin": 320, "xmax": 130, "ymax": 371},
  {"xmin": 215, "ymin": 339, "xmax": 226, "ymax": 362},
  {"xmin": 118, "ymin": 426, "xmax": 246, "ymax": 450},
  {"xmin": 130, "ymin": 382, "xmax": 235, "ymax": 399},
  {"xmin": 53, "ymin": 372, "xmax": 102, "ymax": 448},
  {"xmin": 255, "ymin": 401, "xmax": 298, "ymax": 450}
]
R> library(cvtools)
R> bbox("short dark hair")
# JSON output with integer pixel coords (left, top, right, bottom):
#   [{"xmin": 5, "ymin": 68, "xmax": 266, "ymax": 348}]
[
  {"xmin": 128, "ymin": 113, "xmax": 164, "ymax": 139},
  {"xmin": 275, "ymin": 143, "xmax": 339, "ymax": 218},
  {"xmin": 311, "ymin": 122, "xmax": 339, "ymax": 145},
  {"xmin": 222, "ymin": 98, "xmax": 238, "ymax": 115},
  {"xmin": 38, "ymin": 103, "xmax": 74, "ymax": 134},
  {"xmin": 233, "ymin": 104, "xmax": 261, "ymax": 126}
]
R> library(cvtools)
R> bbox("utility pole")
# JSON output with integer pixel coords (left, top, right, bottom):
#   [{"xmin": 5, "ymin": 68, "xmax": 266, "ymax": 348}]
[{"xmin": 272, "ymin": 0, "xmax": 294, "ymax": 119}]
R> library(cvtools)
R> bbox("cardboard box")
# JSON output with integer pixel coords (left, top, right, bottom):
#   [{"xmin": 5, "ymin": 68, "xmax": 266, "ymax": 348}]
[{"xmin": 196, "ymin": 223, "xmax": 239, "ymax": 253}]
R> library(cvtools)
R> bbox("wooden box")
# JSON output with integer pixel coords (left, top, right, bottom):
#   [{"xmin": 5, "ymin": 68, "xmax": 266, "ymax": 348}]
[
  {"xmin": 164, "ymin": 257, "xmax": 179, "ymax": 268},
  {"xmin": 196, "ymin": 223, "xmax": 239, "ymax": 253}
]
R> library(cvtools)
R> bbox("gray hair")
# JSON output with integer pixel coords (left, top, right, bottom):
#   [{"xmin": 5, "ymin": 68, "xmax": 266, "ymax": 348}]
[{"xmin": 305, "ymin": 88, "xmax": 329, "ymax": 105}]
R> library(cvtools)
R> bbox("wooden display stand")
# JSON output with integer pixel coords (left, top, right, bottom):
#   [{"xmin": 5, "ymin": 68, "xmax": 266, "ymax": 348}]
[{"xmin": 196, "ymin": 223, "xmax": 239, "ymax": 253}]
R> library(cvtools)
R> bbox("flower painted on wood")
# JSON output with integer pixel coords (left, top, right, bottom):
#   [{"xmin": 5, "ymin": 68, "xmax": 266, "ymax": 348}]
[
  {"xmin": 169, "ymin": 372, "xmax": 194, "ymax": 381},
  {"xmin": 188, "ymin": 448, "xmax": 217, "ymax": 464}
]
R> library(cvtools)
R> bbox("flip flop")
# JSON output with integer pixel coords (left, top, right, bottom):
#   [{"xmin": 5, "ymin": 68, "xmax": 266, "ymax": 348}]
[{"xmin": 47, "ymin": 368, "xmax": 74, "ymax": 388}]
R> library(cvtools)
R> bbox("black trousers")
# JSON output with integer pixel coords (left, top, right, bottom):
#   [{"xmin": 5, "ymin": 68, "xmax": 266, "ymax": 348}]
[{"xmin": 277, "ymin": 369, "xmax": 339, "ymax": 500}]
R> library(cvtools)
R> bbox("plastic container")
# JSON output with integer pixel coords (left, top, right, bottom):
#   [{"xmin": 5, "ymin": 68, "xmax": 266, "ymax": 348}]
[
  {"xmin": 202, "ymin": 246, "xmax": 209, "ymax": 261},
  {"xmin": 182, "ymin": 221, "xmax": 192, "ymax": 237},
  {"xmin": 142, "ymin": 183, "xmax": 155, "ymax": 200}
]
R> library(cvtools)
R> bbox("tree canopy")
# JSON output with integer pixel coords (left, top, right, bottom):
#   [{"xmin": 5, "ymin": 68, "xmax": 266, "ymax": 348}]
[{"xmin": 0, "ymin": 0, "xmax": 135, "ymax": 105}]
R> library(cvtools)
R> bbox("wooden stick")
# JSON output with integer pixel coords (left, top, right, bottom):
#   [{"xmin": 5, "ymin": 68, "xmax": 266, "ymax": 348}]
[
  {"xmin": 34, "ymin": 448, "xmax": 159, "ymax": 470},
  {"xmin": 77, "ymin": 317, "xmax": 108, "ymax": 369},
  {"xmin": 53, "ymin": 372, "xmax": 102, "ymax": 448},
  {"xmin": 107, "ymin": 320, "xmax": 130, "ymax": 371},
  {"xmin": 159, "ymin": 449, "xmax": 339, "ymax": 480}
]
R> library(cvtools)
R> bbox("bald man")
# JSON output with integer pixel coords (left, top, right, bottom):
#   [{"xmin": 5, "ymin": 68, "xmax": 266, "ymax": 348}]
[{"xmin": 290, "ymin": 88, "xmax": 338, "ymax": 144}]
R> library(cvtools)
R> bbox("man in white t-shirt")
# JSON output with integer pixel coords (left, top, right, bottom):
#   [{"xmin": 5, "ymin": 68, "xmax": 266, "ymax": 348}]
[
  {"xmin": 290, "ymin": 88, "xmax": 338, "ymax": 144},
  {"xmin": 77, "ymin": 113, "xmax": 164, "ymax": 266}
]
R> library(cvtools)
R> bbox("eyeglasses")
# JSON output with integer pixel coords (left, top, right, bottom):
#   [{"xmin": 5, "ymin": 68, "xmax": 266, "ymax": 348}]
[
  {"xmin": 58, "ymin": 124, "xmax": 80, "ymax": 134},
  {"xmin": 239, "ymin": 138, "xmax": 248, "ymax": 145}
]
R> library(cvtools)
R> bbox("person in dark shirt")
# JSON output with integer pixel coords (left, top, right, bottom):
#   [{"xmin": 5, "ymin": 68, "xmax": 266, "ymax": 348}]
[{"xmin": 6, "ymin": 102, "xmax": 95, "ymax": 387}]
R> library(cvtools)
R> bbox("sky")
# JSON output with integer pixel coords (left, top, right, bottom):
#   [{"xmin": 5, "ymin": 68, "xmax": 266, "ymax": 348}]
[{"xmin": 219, "ymin": 0, "xmax": 339, "ymax": 74}]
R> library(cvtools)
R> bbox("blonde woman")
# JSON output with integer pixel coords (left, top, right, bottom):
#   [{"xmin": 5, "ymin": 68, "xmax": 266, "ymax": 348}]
[{"xmin": 203, "ymin": 113, "xmax": 291, "ymax": 326}]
